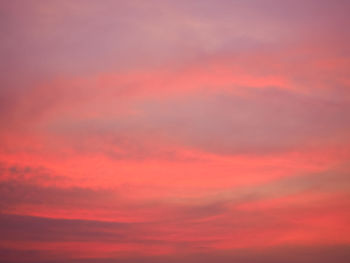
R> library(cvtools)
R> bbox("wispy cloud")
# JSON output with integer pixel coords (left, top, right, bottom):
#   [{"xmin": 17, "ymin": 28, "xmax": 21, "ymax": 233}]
[{"xmin": 1, "ymin": 0, "xmax": 350, "ymax": 262}]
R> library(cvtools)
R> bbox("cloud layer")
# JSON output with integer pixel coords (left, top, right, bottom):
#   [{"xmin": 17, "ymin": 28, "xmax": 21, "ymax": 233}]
[{"xmin": 1, "ymin": 0, "xmax": 350, "ymax": 262}]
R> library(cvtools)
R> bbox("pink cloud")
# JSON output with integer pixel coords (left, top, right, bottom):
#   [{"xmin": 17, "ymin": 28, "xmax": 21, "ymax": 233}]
[{"xmin": 1, "ymin": 0, "xmax": 350, "ymax": 262}]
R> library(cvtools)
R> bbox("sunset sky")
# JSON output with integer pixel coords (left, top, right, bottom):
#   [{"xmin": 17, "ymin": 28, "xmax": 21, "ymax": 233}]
[{"xmin": 1, "ymin": 0, "xmax": 350, "ymax": 262}]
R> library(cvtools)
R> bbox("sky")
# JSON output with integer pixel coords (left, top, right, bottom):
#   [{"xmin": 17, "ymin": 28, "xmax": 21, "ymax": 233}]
[{"xmin": 1, "ymin": 0, "xmax": 350, "ymax": 262}]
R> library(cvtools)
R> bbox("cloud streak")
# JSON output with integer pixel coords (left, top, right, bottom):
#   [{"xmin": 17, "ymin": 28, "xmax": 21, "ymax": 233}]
[{"xmin": 1, "ymin": 0, "xmax": 350, "ymax": 262}]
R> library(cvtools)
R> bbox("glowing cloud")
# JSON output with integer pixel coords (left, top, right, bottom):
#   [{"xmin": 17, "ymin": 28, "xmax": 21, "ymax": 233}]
[{"xmin": 1, "ymin": 0, "xmax": 350, "ymax": 262}]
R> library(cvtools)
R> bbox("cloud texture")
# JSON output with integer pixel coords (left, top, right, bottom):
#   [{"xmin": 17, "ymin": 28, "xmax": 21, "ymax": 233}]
[{"xmin": 1, "ymin": 0, "xmax": 350, "ymax": 262}]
